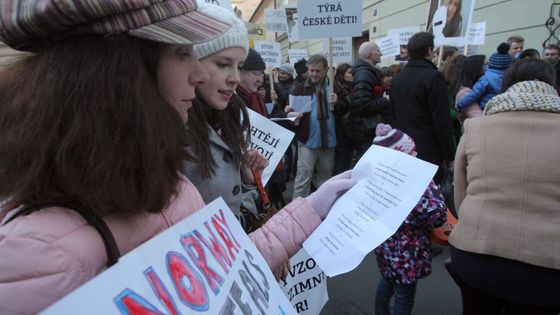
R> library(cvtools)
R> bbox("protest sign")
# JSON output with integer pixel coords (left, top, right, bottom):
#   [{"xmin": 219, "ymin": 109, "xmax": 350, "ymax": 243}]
[
  {"xmin": 297, "ymin": 0, "xmax": 362, "ymax": 39},
  {"xmin": 322, "ymin": 37, "xmax": 353, "ymax": 64},
  {"xmin": 265, "ymin": 9, "xmax": 288, "ymax": 33},
  {"xmin": 289, "ymin": 49, "xmax": 308, "ymax": 65},
  {"xmin": 303, "ymin": 145, "xmax": 438, "ymax": 276},
  {"xmin": 42, "ymin": 198, "xmax": 296, "ymax": 315},
  {"xmin": 248, "ymin": 109, "xmax": 294, "ymax": 186},
  {"xmin": 288, "ymin": 95, "xmax": 312, "ymax": 113},
  {"xmin": 254, "ymin": 41, "xmax": 282, "ymax": 68},
  {"xmin": 202, "ymin": 0, "xmax": 232, "ymax": 10},
  {"xmin": 467, "ymin": 21, "xmax": 486, "ymax": 45},
  {"xmin": 375, "ymin": 35, "xmax": 401, "ymax": 60},
  {"xmin": 246, "ymin": 22, "xmax": 266, "ymax": 48},
  {"xmin": 387, "ymin": 26, "xmax": 421, "ymax": 46},
  {"xmin": 426, "ymin": 0, "xmax": 476, "ymax": 46},
  {"xmin": 280, "ymin": 249, "xmax": 328, "ymax": 315}
]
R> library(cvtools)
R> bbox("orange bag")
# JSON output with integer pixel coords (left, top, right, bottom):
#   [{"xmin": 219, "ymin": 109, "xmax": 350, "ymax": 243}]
[{"xmin": 430, "ymin": 208, "xmax": 458, "ymax": 245}]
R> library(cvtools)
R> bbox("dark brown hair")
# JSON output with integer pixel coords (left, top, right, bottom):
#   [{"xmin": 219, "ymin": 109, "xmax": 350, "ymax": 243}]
[
  {"xmin": 501, "ymin": 58, "xmax": 556, "ymax": 92},
  {"xmin": 0, "ymin": 35, "xmax": 189, "ymax": 216},
  {"xmin": 186, "ymin": 94, "xmax": 250, "ymax": 179},
  {"xmin": 334, "ymin": 63, "xmax": 352, "ymax": 85}
]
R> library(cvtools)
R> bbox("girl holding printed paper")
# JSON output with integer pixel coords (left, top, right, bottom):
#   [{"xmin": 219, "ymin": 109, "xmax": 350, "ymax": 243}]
[
  {"xmin": 0, "ymin": 1, "xmax": 355, "ymax": 314},
  {"xmin": 372, "ymin": 124, "xmax": 447, "ymax": 315}
]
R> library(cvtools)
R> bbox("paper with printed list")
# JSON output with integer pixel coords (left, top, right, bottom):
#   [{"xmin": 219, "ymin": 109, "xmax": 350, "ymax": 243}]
[{"xmin": 303, "ymin": 145, "xmax": 438, "ymax": 276}]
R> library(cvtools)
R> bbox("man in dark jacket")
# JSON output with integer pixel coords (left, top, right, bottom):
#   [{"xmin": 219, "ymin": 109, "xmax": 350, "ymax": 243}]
[
  {"xmin": 349, "ymin": 41, "xmax": 391, "ymax": 160},
  {"xmin": 390, "ymin": 32, "xmax": 455, "ymax": 184}
]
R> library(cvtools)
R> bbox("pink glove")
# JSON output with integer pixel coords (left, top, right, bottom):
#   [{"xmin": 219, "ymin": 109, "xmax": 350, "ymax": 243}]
[{"xmin": 305, "ymin": 170, "xmax": 356, "ymax": 219}]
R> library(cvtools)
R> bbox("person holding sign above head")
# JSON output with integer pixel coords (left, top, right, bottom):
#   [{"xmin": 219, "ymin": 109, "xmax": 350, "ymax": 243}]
[
  {"xmin": 372, "ymin": 124, "xmax": 447, "ymax": 315},
  {"xmin": 0, "ymin": 1, "xmax": 356, "ymax": 314},
  {"xmin": 289, "ymin": 54, "xmax": 341, "ymax": 199}
]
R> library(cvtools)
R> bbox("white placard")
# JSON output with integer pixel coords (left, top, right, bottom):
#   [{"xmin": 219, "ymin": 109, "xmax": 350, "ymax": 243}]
[
  {"xmin": 322, "ymin": 37, "xmax": 353, "ymax": 63},
  {"xmin": 286, "ymin": 7, "xmax": 299, "ymax": 42},
  {"xmin": 375, "ymin": 35, "xmax": 401, "ymax": 60},
  {"xmin": 467, "ymin": 21, "xmax": 486, "ymax": 45},
  {"xmin": 303, "ymin": 145, "xmax": 438, "ymax": 276},
  {"xmin": 288, "ymin": 95, "xmax": 312, "ymax": 113},
  {"xmin": 387, "ymin": 26, "xmax": 421, "ymax": 46},
  {"xmin": 265, "ymin": 8, "xmax": 288, "ymax": 33},
  {"xmin": 248, "ymin": 109, "xmax": 295, "ymax": 186},
  {"xmin": 280, "ymin": 249, "xmax": 328, "ymax": 315},
  {"xmin": 289, "ymin": 49, "xmax": 309, "ymax": 66},
  {"xmin": 297, "ymin": 0, "xmax": 362, "ymax": 39},
  {"xmin": 254, "ymin": 41, "xmax": 282, "ymax": 68},
  {"xmin": 42, "ymin": 198, "xmax": 296, "ymax": 315},
  {"xmin": 202, "ymin": 0, "xmax": 233, "ymax": 10}
]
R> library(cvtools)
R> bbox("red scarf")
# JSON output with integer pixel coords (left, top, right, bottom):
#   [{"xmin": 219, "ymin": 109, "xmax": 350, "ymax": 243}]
[{"xmin": 236, "ymin": 86, "xmax": 268, "ymax": 117}]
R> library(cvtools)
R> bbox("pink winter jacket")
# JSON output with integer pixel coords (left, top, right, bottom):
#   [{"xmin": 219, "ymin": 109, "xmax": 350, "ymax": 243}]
[{"xmin": 0, "ymin": 177, "xmax": 321, "ymax": 315}]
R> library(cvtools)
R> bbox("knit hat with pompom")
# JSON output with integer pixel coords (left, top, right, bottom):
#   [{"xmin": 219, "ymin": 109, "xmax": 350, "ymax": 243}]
[
  {"xmin": 372, "ymin": 123, "xmax": 416, "ymax": 155},
  {"xmin": 489, "ymin": 42, "xmax": 513, "ymax": 70}
]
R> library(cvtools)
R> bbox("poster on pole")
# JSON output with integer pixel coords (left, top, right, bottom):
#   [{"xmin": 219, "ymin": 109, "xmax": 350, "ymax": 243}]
[
  {"xmin": 254, "ymin": 41, "xmax": 282, "ymax": 68},
  {"xmin": 467, "ymin": 21, "xmax": 486, "ymax": 45},
  {"xmin": 297, "ymin": 0, "xmax": 362, "ymax": 40},
  {"xmin": 387, "ymin": 26, "xmax": 421, "ymax": 46},
  {"xmin": 322, "ymin": 37, "xmax": 353, "ymax": 64},
  {"xmin": 375, "ymin": 35, "xmax": 401, "ymax": 60},
  {"xmin": 265, "ymin": 9, "xmax": 288, "ymax": 33},
  {"xmin": 286, "ymin": 6, "xmax": 299, "ymax": 42},
  {"xmin": 248, "ymin": 109, "xmax": 295, "ymax": 186},
  {"xmin": 289, "ymin": 48, "xmax": 309, "ymax": 65},
  {"xmin": 42, "ymin": 198, "xmax": 296, "ymax": 315},
  {"xmin": 202, "ymin": 0, "xmax": 233, "ymax": 10},
  {"xmin": 426, "ymin": 0, "xmax": 476, "ymax": 46},
  {"xmin": 246, "ymin": 22, "xmax": 266, "ymax": 48},
  {"xmin": 280, "ymin": 249, "xmax": 328, "ymax": 315}
]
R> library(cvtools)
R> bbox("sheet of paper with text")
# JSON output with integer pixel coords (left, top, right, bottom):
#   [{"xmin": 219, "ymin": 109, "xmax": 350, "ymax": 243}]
[{"xmin": 303, "ymin": 145, "xmax": 438, "ymax": 276}]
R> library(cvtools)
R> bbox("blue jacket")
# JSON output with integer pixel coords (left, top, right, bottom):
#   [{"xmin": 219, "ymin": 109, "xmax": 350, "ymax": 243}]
[{"xmin": 457, "ymin": 68, "xmax": 504, "ymax": 109}]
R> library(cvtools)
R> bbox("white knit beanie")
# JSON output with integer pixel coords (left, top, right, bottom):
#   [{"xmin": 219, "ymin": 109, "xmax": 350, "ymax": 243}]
[{"xmin": 193, "ymin": 3, "xmax": 249, "ymax": 59}]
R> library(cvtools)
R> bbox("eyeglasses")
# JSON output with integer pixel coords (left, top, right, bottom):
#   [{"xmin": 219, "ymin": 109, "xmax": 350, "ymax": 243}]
[{"xmin": 251, "ymin": 71, "xmax": 264, "ymax": 77}]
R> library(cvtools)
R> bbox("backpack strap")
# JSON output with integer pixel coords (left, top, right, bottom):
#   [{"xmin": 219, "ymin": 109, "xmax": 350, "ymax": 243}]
[{"xmin": 3, "ymin": 203, "xmax": 120, "ymax": 267}]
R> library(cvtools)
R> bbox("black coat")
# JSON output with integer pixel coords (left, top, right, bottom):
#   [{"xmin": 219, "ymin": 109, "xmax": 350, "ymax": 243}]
[
  {"xmin": 389, "ymin": 58, "xmax": 455, "ymax": 167},
  {"xmin": 348, "ymin": 59, "xmax": 391, "ymax": 145},
  {"xmin": 274, "ymin": 78, "xmax": 294, "ymax": 108}
]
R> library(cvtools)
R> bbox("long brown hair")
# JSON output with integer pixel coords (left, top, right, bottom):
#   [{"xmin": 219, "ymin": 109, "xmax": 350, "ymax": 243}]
[
  {"xmin": 186, "ymin": 94, "xmax": 251, "ymax": 179},
  {"xmin": 0, "ymin": 35, "xmax": 189, "ymax": 216}
]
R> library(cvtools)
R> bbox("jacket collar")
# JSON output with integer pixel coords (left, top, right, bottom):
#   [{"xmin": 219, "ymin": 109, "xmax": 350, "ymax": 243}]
[
  {"xmin": 484, "ymin": 81, "xmax": 560, "ymax": 115},
  {"xmin": 405, "ymin": 58, "xmax": 438, "ymax": 70}
]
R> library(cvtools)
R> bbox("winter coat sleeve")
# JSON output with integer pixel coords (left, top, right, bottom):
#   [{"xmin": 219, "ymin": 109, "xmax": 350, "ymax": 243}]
[
  {"xmin": 350, "ymin": 67, "xmax": 390, "ymax": 116},
  {"xmin": 453, "ymin": 123, "xmax": 468, "ymax": 214},
  {"xmin": 457, "ymin": 76, "xmax": 488, "ymax": 108},
  {"xmin": 428, "ymin": 72, "xmax": 456, "ymax": 161},
  {"xmin": 423, "ymin": 181, "xmax": 447, "ymax": 229},
  {"xmin": 249, "ymin": 197, "xmax": 321, "ymax": 271}
]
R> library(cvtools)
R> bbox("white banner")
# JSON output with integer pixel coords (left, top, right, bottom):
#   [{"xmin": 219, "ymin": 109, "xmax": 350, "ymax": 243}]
[
  {"xmin": 467, "ymin": 21, "xmax": 486, "ymax": 45},
  {"xmin": 375, "ymin": 35, "xmax": 401, "ymax": 60},
  {"xmin": 202, "ymin": 0, "xmax": 233, "ymax": 10},
  {"xmin": 42, "ymin": 198, "xmax": 296, "ymax": 315},
  {"xmin": 254, "ymin": 41, "xmax": 282, "ymax": 68},
  {"xmin": 265, "ymin": 9, "xmax": 288, "ymax": 33},
  {"xmin": 297, "ymin": 0, "xmax": 362, "ymax": 39},
  {"xmin": 322, "ymin": 37, "xmax": 353, "ymax": 64},
  {"xmin": 280, "ymin": 249, "xmax": 328, "ymax": 315},
  {"xmin": 387, "ymin": 26, "xmax": 421, "ymax": 46},
  {"xmin": 286, "ymin": 7, "xmax": 299, "ymax": 42},
  {"xmin": 303, "ymin": 145, "xmax": 438, "ymax": 276},
  {"xmin": 289, "ymin": 49, "xmax": 309, "ymax": 66},
  {"xmin": 248, "ymin": 109, "xmax": 295, "ymax": 186}
]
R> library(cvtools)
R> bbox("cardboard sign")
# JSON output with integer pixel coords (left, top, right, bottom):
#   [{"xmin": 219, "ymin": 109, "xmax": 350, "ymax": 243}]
[
  {"xmin": 322, "ymin": 37, "xmax": 353, "ymax": 64},
  {"xmin": 254, "ymin": 41, "xmax": 282, "ymax": 68},
  {"xmin": 248, "ymin": 109, "xmax": 295, "ymax": 186},
  {"xmin": 289, "ymin": 48, "xmax": 309, "ymax": 65},
  {"xmin": 387, "ymin": 26, "xmax": 421, "ymax": 45},
  {"xmin": 202, "ymin": 0, "xmax": 233, "ymax": 10},
  {"xmin": 265, "ymin": 9, "xmax": 288, "ymax": 33},
  {"xmin": 375, "ymin": 35, "xmax": 400, "ymax": 60},
  {"xmin": 297, "ymin": 0, "xmax": 362, "ymax": 39},
  {"xmin": 41, "ymin": 198, "xmax": 296, "ymax": 315},
  {"xmin": 467, "ymin": 21, "xmax": 486, "ymax": 45},
  {"xmin": 280, "ymin": 249, "xmax": 329, "ymax": 315},
  {"xmin": 246, "ymin": 22, "xmax": 266, "ymax": 48}
]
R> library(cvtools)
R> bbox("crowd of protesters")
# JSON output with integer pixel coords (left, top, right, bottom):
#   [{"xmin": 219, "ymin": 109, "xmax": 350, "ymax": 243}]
[{"xmin": 0, "ymin": 1, "xmax": 558, "ymax": 314}]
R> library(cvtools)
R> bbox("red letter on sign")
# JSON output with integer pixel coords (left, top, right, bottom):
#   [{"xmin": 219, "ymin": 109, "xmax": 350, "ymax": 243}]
[
  {"xmin": 167, "ymin": 251, "xmax": 209, "ymax": 312},
  {"xmin": 181, "ymin": 232, "xmax": 224, "ymax": 295},
  {"xmin": 144, "ymin": 267, "xmax": 179, "ymax": 315},
  {"xmin": 114, "ymin": 288, "xmax": 165, "ymax": 315}
]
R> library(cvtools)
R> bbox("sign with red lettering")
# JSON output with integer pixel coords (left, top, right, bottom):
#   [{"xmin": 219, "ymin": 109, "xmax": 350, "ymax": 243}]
[{"xmin": 41, "ymin": 198, "xmax": 296, "ymax": 315}]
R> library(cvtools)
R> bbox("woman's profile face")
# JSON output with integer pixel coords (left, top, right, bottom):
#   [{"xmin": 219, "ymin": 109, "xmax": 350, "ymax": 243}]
[
  {"xmin": 343, "ymin": 68, "xmax": 353, "ymax": 83},
  {"xmin": 157, "ymin": 45, "xmax": 208, "ymax": 122},
  {"xmin": 197, "ymin": 47, "xmax": 246, "ymax": 111}
]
